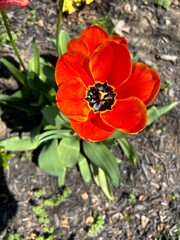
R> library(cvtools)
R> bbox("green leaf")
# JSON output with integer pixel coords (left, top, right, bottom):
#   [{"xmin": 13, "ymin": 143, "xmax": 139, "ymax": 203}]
[
  {"xmin": 103, "ymin": 130, "xmax": 128, "ymax": 145},
  {"xmin": 0, "ymin": 150, "xmax": 13, "ymax": 168},
  {"xmin": 30, "ymin": 123, "xmax": 42, "ymax": 142},
  {"xmin": 156, "ymin": 0, "xmax": 171, "ymax": 9},
  {"xmin": 29, "ymin": 58, "xmax": 56, "ymax": 97},
  {"xmin": 0, "ymin": 58, "xmax": 26, "ymax": 85},
  {"xmin": 147, "ymin": 106, "xmax": 159, "ymax": 125},
  {"xmin": 42, "ymin": 106, "xmax": 66, "ymax": 127},
  {"xmin": 59, "ymin": 30, "xmax": 70, "ymax": 55},
  {"xmin": 47, "ymin": 37, "xmax": 56, "ymax": 49},
  {"xmin": 38, "ymin": 139, "xmax": 65, "ymax": 176},
  {"xmin": 83, "ymin": 141, "xmax": 120, "ymax": 187},
  {"xmin": 58, "ymin": 137, "xmax": 80, "ymax": 168},
  {"xmin": 98, "ymin": 168, "xmax": 114, "ymax": 199},
  {"xmin": 0, "ymin": 157, "xmax": 9, "ymax": 168},
  {"xmin": 0, "ymin": 87, "xmax": 40, "ymax": 115},
  {"xmin": 157, "ymin": 101, "xmax": 178, "ymax": 116},
  {"xmin": 78, "ymin": 154, "xmax": 92, "ymax": 183},
  {"xmin": 27, "ymin": 57, "xmax": 56, "ymax": 101},
  {"xmin": 39, "ymin": 64, "xmax": 55, "ymax": 84},
  {"xmin": 27, "ymin": 71, "xmax": 52, "ymax": 100},
  {"xmin": 37, "ymin": 129, "xmax": 73, "ymax": 144},
  {"xmin": 117, "ymin": 138, "xmax": 136, "ymax": 164},
  {"xmin": 89, "ymin": 164, "xmax": 114, "ymax": 199},
  {"xmin": 58, "ymin": 167, "xmax": 66, "ymax": 186},
  {"xmin": 132, "ymin": 56, "xmax": 139, "ymax": 62},
  {"xmin": 89, "ymin": 163, "xmax": 100, "ymax": 186},
  {"xmin": 147, "ymin": 102, "xmax": 178, "ymax": 125},
  {"xmin": 32, "ymin": 38, "xmax": 40, "ymax": 75},
  {"xmin": 59, "ymin": 112, "xmax": 69, "ymax": 123},
  {"xmin": 0, "ymin": 136, "xmax": 39, "ymax": 151}
]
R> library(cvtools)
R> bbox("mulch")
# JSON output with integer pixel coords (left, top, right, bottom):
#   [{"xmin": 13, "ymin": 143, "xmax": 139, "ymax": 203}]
[{"xmin": 0, "ymin": 0, "xmax": 180, "ymax": 239}]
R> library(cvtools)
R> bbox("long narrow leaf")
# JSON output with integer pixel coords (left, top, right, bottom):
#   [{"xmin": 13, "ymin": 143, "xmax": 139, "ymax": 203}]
[
  {"xmin": 147, "ymin": 106, "xmax": 159, "ymax": 125},
  {"xmin": 37, "ymin": 129, "xmax": 73, "ymax": 144},
  {"xmin": 117, "ymin": 138, "xmax": 136, "ymax": 164},
  {"xmin": 0, "ymin": 58, "xmax": 26, "ymax": 85},
  {"xmin": 157, "ymin": 101, "xmax": 178, "ymax": 116},
  {"xmin": 30, "ymin": 123, "xmax": 42, "ymax": 142},
  {"xmin": 0, "ymin": 136, "xmax": 39, "ymax": 151},
  {"xmin": 58, "ymin": 167, "xmax": 66, "ymax": 186},
  {"xmin": 89, "ymin": 163, "xmax": 100, "ymax": 186},
  {"xmin": 32, "ymin": 38, "xmax": 40, "ymax": 75},
  {"xmin": 59, "ymin": 30, "xmax": 70, "ymax": 54},
  {"xmin": 0, "ymin": 94, "xmax": 38, "ymax": 114},
  {"xmin": 147, "ymin": 102, "xmax": 178, "ymax": 125},
  {"xmin": 78, "ymin": 154, "xmax": 92, "ymax": 183},
  {"xmin": 27, "ymin": 72, "xmax": 51, "ymax": 98},
  {"xmin": 39, "ymin": 64, "xmax": 55, "ymax": 83},
  {"xmin": 56, "ymin": 0, "xmax": 65, "ymax": 57},
  {"xmin": 98, "ymin": 168, "xmax": 114, "ymax": 199},
  {"xmin": 83, "ymin": 142, "xmax": 120, "ymax": 187}
]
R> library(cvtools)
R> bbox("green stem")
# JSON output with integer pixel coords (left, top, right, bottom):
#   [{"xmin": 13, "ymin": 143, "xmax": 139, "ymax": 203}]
[
  {"xmin": 56, "ymin": 0, "xmax": 64, "ymax": 58},
  {"xmin": 1, "ymin": 11, "xmax": 26, "ymax": 72}
]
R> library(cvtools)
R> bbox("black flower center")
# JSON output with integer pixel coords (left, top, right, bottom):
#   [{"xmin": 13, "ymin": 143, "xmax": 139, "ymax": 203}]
[{"xmin": 85, "ymin": 82, "xmax": 116, "ymax": 112}]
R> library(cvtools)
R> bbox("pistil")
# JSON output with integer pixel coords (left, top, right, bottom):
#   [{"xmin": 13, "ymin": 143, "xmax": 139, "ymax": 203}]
[{"xmin": 85, "ymin": 82, "xmax": 116, "ymax": 112}]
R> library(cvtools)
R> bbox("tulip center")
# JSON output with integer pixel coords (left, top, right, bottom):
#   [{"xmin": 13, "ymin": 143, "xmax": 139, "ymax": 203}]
[{"xmin": 85, "ymin": 82, "xmax": 116, "ymax": 112}]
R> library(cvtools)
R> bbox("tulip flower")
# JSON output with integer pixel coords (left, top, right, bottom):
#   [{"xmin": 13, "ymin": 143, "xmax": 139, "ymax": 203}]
[
  {"xmin": 0, "ymin": 0, "xmax": 30, "ymax": 10},
  {"xmin": 55, "ymin": 25, "xmax": 160, "ymax": 142}
]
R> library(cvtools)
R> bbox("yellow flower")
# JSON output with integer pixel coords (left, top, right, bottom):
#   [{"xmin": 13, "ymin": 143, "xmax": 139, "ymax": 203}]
[
  {"xmin": 63, "ymin": 0, "xmax": 75, "ymax": 14},
  {"xmin": 63, "ymin": 0, "xmax": 94, "ymax": 14},
  {"xmin": 85, "ymin": 0, "xmax": 94, "ymax": 4}
]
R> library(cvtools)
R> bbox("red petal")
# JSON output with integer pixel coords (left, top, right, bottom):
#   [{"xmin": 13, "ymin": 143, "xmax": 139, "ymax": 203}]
[
  {"xmin": 101, "ymin": 97, "xmax": 147, "ymax": 134},
  {"xmin": 55, "ymin": 51, "xmax": 94, "ymax": 87},
  {"xmin": 56, "ymin": 78, "xmax": 90, "ymax": 122},
  {"xmin": 70, "ymin": 112, "xmax": 114, "ymax": 142},
  {"xmin": 104, "ymin": 36, "xmax": 128, "ymax": 47},
  {"xmin": 90, "ymin": 41, "xmax": 132, "ymax": 88},
  {"xmin": 0, "ymin": 0, "xmax": 30, "ymax": 9},
  {"xmin": 116, "ymin": 63, "xmax": 160, "ymax": 106},
  {"xmin": 67, "ymin": 38, "xmax": 89, "ymax": 55},
  {"xmin": 80, "ymin": 25, "xmax": 108, "ymax": 55}
]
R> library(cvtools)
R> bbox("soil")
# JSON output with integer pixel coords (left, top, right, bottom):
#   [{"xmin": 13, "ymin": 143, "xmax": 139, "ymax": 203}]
[{"xmin": 0, "ymin": 0, "xmax": 180, "ymax": 239}]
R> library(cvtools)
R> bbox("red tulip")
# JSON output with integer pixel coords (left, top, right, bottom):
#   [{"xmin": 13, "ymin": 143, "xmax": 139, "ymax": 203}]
[
  {"xmin": 0, "ymin": 0, "xmax": 30, "ymax": 10},
  {"xmin": 67, "ymin": 25, "xmax": 128, "ymax": 56},
  {"xmin": 55, "ymin": 26, "xmax": 160, "ymax": 142}
]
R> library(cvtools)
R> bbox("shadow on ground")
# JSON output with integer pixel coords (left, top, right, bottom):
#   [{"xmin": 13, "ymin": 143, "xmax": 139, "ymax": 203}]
[{"xmin": 0, "ymin": 167, "xmax": 18, "ymax": 234}]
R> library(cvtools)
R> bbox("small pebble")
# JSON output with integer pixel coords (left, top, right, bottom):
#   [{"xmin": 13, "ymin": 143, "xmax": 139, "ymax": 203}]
[
  {"xmin": 85, "ymin": 215, "xmax": 94, "ymax": 224},
  {"xmin": 30, "ymin": 231, "xmax": 37, "ymax": 240},
  {"xmin": 141, "ymin": 215, "xmax": 149, "ymax": 228},
  {"xmin": 36, "ymin": 19, "xmax": 44, "ymax": 27},
  {"xmin": 132, "ymin": 5, "xmax": 137, "ymax": 13},
  {"xmin": 169, "ymin": 88, "xmax": 174, "ymax": 98},
  {"xmin": 123, "ymin": 3, "xmax": 131, "ymax": 13},
  {"xmin": 61, "ymin": 217, "xmax": 70, "ymax": 228},
  {"xmin": 165, "ymin": 19, "xmax": 171, "ymax": 26},
  {"xmin": 172, "ymin": 0, "xmax": 179, "ymax": 6},
  {"xmin": 138, "ymin": 194, "xmax": 146, "ymax": 201},
  {"xmin": 157, "ymin": 223, "xmax": 166, "ymax": 232},
  {"xmin": 150, "ymin": 166, "xmax": 156, "ymax": 175},
  {"xmin": 81, "ymin": 192, "xmax": 89, "ymax": 200}
]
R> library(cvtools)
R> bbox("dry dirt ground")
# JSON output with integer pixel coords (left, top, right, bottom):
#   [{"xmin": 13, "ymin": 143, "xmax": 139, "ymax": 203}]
[{"xmin": 0, "ymin": 0, "xmax": 180, "ymax": 239}]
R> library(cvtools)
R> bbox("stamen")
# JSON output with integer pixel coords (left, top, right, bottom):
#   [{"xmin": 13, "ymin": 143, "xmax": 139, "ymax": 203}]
[{"xmin": 85, "ymin": 82, "xmax": 116, "ymax": 112}]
